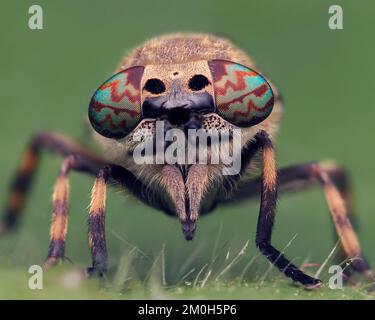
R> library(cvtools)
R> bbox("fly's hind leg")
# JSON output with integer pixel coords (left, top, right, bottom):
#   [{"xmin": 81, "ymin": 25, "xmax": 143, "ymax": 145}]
[
  {"xmin": 1, "ymin": 131, "xmax": 145, "ymax": 277},
  {"xmin": 1, "ymin": 139, "xmax": 40, "ymax": 234},
  {"xmin": 309, "ymin": 162, "xmax": 373, "ymax": 282},
  {"xmin": 1, "ymin": 131, "xmax": 104, "ymax": 235},
  {"xmin": 228, "ymin": 160, "xmax": 374, "ymax": 287},
  {"xmin": 1, "ymin": 131, "xmax": 107, "ymax": 269}
]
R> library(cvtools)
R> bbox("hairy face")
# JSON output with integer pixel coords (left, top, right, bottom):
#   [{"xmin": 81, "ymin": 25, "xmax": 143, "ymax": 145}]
[
  {"xmin": 126, "ymin": 60, "xmax": 234, "ymax": 157},
  {"xmin": 90, "ymin": 58, "xmax": 276, "ymax": 180}
]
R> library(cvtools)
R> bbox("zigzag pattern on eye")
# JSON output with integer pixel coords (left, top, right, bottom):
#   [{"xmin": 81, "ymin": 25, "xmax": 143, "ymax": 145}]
[
  {"xmin": 217, "ymin": 68, "xmax": 272, "ymax": 114},
  {"xmin": 97, "ymin": 111, "xmax": 126, "ymax": 130},
  {"xmin": 100, "ymin": 75, "xmax": 140, "ymax": 104},
  {"xmin": 90, "ymin": 102, "xmax": 139, "ymax": 131},
  {"xmin": 89, "ymin": 67, "xmax": 143, "ymax": 138},
  {"xmin": 91, "ymin": 101, "xmax": 139, "ymax": 119},
  {"xmin": 220, "ymin": 82, "xmax": 271, "ymax": 113},
  {"xmin": 210, "ymin": 60, "xmax": 274, "ymax": 126},
  {"xmin": 215, "ymin": 69, "xmax": 257, "ymax": 95}
]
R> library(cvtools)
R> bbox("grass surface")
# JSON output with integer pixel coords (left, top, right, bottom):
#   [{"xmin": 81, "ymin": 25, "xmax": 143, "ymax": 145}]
[{"xmin": 1, "ymin": 0, "xmax": 375, "ymax": 299}]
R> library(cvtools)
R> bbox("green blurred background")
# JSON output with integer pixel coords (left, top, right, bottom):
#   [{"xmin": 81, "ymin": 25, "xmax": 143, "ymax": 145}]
[{"xmin": 0, "ymin": 0, "xmax": 375, "ymax": 299}]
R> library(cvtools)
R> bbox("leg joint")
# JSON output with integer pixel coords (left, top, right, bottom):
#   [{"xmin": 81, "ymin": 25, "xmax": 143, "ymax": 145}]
[{"xmin": 255, "ymin": 239, "xmax": 270, "ymax": 250}]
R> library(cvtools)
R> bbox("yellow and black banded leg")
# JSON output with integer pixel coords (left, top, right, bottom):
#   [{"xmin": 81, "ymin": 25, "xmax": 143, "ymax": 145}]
[
  {"xmin": 1, "ymin": 131, "xmax": 105, "ymax": 235},
  {"xmin": 43, "ymin": 155, "xmax": 82, "ymax": 268},
  {"xmin": 86, "ymin": 167, "xmax": 110, "ymax": 277},
  {"xmin": 253, "ymin": 131, "xmax": 322, "ymax": 287},
  {"xmin": 303, "ymin": 163, "xmax": 372, "ymax": 283},
  {"xmin": 1, "ymin": 132, "xmax": 147, "ymax": 276},
  {"xmin": 0, "ymin": 141, "xmax": 40, "ymax": 234},
  {"xmin": 267, "ymin": 162, "xmax": 370, "ymax": 282}
]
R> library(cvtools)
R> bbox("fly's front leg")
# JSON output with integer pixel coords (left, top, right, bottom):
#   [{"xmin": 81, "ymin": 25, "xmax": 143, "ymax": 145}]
[
  {"xmin": 253, "ymin": 131, "xmax": 322, "ymax": 288},
  {"xmin": 43, "ymin": 154, "xmax": 103, "ymax": 269},
  {"xmin": 86, "ymin": 166, "xmax": 110, "ymax": 277},
  {"xmin": 43, "ymin": 156, "xmax": 75, "ymax": 268}
]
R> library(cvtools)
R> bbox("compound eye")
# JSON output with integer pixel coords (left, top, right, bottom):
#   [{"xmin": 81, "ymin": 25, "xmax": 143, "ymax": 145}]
[
  {"xmin": 88, "ymin": 66, "xmax": 144, "ymax": 139},
  {"xmin": 208, "ymin": 60, "xmax": 274, "ymax": 127}
]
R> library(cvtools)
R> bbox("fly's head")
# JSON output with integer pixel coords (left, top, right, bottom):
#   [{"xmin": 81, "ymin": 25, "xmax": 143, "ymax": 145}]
[{"xmin": 88, "ymin": 59, "xmax": 274, "ymax": 175}]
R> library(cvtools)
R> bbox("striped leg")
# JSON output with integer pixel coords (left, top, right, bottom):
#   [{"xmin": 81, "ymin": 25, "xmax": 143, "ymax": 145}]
[
  {"xmin": 2, "ymin": 132, "xmax": 146, "ymax": 276},
  {"xmin": 43, "ymin": 154, "xmax": 106, "ymax": 268},
  {"xmin": 1, "ymin": 131, "xmax": 104, "ymax": 235},
  {"xmin": 43, "ymin": 156, "xmax": 76, "ymax": 268},
  {"xmin": 310, "ymin": 163, "xmax": 373, "ymax": 281},
  {"xmin": 273, "ymin": 162, "xmax": 370, "ymax": 281},
  {"xmin": 254, "ymin": 131, "xmax": 322, "ymax": 287},
  {"xmin": 86, "ymin": 167, "xmax": 110, "ymax": 277},
  {"xmin": 0, "ymin": 141, "xmax": 40, "ymax": 234}
]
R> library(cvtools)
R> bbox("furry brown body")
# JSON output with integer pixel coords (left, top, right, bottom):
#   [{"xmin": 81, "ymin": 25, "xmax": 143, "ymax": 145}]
[
  {"xmin": 1, "ymin": 33, "xmax": 373, "ymax": 289},
  {"xmin": 93, "ymin": 33, "xmax": 282, "ymax": 218}
]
